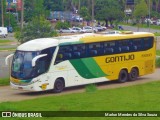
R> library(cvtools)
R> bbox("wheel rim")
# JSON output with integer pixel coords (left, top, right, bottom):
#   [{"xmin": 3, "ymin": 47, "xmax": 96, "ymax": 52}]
[
  {"xmin": 121, "ymin": 73, "xmax": 126, "ymax": 80},
  {"xmin": 119, "ymin": 70, "xmax": 128, "ymax": 82},
  {"xmin": 130, "ymin": 69, "xmax": 138, "ymax": 80},
  {"xmin": 131, "ymin": 71, "xmax": 136, "ymax": 78},
  {"xmin": 55, "ymin": 81, "xmax": 63, "ymax": 91}
]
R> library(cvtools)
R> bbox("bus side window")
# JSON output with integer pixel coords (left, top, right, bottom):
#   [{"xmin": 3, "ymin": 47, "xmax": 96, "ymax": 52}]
[
  {"xmin": 88, "ymin": 42, "xmax": 102, "ymax": 57},
  {"xmin": 118, "ymin": 40, "xmax": 130, "ymax": 52},
  {"xmin": 38, "ymin": 47, "xmax": 55, "ymax": 73},
  {"xmin": 104, "ymin": 41, "xmax": 115, "ymax": 55},
  {"xmin": 143, "ymin": 37, "xmax": 153, "ymax": 50},
  {"xmin": 132, "ymin": 39, "xmax": 143, "ymax": 51},
  {"xmin": 55, "ymin": 45, "xmax": 73, "ymax": 64},
  {"xmin": 73, "ymin": 44, "xmax": 86, "ymax": 59}
]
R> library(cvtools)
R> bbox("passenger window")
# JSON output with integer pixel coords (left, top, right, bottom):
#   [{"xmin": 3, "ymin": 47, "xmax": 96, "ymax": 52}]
[
  {"xmin": 132, "ymin": 39, "xmax": 143, "ymax": 51},
  {"xmin": 88, "ymin": 43, "xmax": 102, "ymax": 57},
  {"xmin": 118, "ymin": 40, "xmax": 130, "ymax": 52},
  {"xmin": 104, "ymin": 41, "xmax": 115, "ymax": 54},
  {"xmin": 143, "ymin": 37, "xmax": 153, "ymax": 50},
  {"xmin": 55, "ymin": 45, "xmax": 73, "ymax": 64},
  {"xmin": 73, "ymin": 44, "xmax": 86, "ymax": 59}
]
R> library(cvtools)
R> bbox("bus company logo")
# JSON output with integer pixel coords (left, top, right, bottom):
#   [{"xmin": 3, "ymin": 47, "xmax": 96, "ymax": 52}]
[
  {"xmin": 105, "ymin": 54, "xmax": 135, "ymax": 63},
  {"xmin": 2, "ymin": 112, "xmax": 12, "ymax": 117}
]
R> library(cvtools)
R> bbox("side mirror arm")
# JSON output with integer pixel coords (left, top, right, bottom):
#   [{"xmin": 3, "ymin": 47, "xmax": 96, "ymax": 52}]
[
  {"xmin": 32, "ymin": 54, "xmax": 47, "ymax": 67},
  {"xmin": 5, "ymin": 54, "xmax": 14, "ymax": 65}
]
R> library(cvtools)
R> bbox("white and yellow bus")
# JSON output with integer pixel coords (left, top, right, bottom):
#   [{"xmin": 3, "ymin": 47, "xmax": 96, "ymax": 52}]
[{"xmin": 6, "ymin": 32, "xmax": 156, "ymax": 92}]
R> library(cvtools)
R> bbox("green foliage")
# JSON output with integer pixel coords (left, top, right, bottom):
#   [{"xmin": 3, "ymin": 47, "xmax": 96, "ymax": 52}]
[
  {"xmin": 134, "ymin": 0, "xmax": 148, "ymax": 20},
  {"xmin": 44, "ymin": 0, "xmax": 64, "ymax": 11},
  {"xmin": 0, "ymin": 0, "xmax": 6, "ymax": 26},
  {"xmin": 24, "ymin": 0, "xmax": 49, "ymax": 22},
  {"xmin": 16, "ymin": 16, "xmax": 57, "ymax": 43},
  {"xmin": 55, "ymin": 21, "xmax": 71, "ymax": 29},
  {"xmin": 4, "ymin": 13, "xmax": 17, "ymax": 29},
  {"xmin": 80, "ymin": 6, "xmax": 91, "ymax": 21},
  {"xmin": 95, "ymin": 0, "xmax": 124, "ymax": 25},
  {"xmin": 151, "ymin": 11, "xmax": 160, "ymax": 18}
]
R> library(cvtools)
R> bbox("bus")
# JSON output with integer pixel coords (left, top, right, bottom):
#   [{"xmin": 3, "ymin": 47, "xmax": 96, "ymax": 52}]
[{"xmin": 5, "ymin": 32, "xmax": 156, "ymax": 93}]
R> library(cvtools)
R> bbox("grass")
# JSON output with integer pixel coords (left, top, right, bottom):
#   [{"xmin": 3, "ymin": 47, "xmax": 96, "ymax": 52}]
[
  {"xmin": 0, "ymin": 40, "xmax": 12, "ymax": 43},
  {"xmin": 0, "ymin": 48, "xmax": 16, "ymax": 51},
  {"xmin": 156, "ymin": 50, "xmax": 160, "ymax": 67},
  {"xmin": 85, "ymin": 84, "xmax": 97, "ymax": 93},
  {"xmin": 154, "ymin": 32, "xmax": 160, "ymax": 36},
  {"xmin": 157, "ymin": 50, "xmax": 160, "ymax": 56},
  {"xmin": 1, "ymin": 81, "xmax": 160, "ymax": 120},
  {"xmin": 156, "ymin": 58, "xmax": 160, "ymax": 67},
  {"xmin": 0, "ymin": 81, "xmax": 160, "ymax": 110},
  {"xmin": 121, "ymin": 22, "xmax": 160, "ymax": 30},
  {"xmin": 0, "ymin": 78, "xmax": 10, "ymax": 86}
]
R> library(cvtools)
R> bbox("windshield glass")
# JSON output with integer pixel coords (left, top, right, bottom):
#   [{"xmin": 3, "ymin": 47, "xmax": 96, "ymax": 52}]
[
  {"xmin": 11, "ymin": 51, "xmax": 40, "ymax": 79},
  {"xmin": 11, "ymin": 47, "xmax": 56, "ymax": 79}
]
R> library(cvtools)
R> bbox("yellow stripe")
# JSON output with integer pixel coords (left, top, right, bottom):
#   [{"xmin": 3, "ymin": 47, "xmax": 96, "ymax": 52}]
[
  {"xmin": 10, "ymin": 77, "xmax": 20, "ymax": 83},
  {"xmin": 80, "ymin": 33, "xmax": 154, "ymax": 43}
]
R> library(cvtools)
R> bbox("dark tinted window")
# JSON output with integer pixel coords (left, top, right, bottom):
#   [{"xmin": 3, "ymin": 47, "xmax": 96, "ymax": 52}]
[
  {"xmin": 38, "ymin": 47, "xmax": 55, "ymax": 73},
  {"xmin": 54, "ymin": 37, "xmax": 154, "ymax": 64},
  {"xmin": 87, "ymin": 42, "xmax": 103, "ymax": 57},
  {"xmin": 73, "ymin": 44, "xmax": 86, "ymax": 59},
  {"xmin": 143, "ymin": 37, "xmax": 153, "ymax": 50},
  {"xmin": 132, "ymin": 38, "xmax": 143, "ymax": 51},
  {"xmin": 118, "ymin": 40, "xmax": 130, "ymax": 52},
  {"xmin": 55, "ymin": 45, "xmax": 73, "ymax": 64},
  {"xmin": 104, "ymin": 41, "xmax": 116, "ymax": 54}
]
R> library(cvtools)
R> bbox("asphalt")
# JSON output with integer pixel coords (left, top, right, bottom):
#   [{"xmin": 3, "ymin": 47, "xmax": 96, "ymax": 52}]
[{"xmin": 0, "ymin": 51, "xmax": 13, "ymax": 78}]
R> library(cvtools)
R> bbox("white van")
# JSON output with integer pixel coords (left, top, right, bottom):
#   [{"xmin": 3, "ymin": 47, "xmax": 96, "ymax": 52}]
[{"xmin": 0, "ymin": 27, "xmax": 8, "ymax": 38}]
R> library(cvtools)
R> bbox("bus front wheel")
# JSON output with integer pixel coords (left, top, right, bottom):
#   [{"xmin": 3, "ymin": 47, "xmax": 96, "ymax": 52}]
[
  {"xmin": 118, "ymin": 69, "xmax": 128, "ymax": 83},
  {"xmin": 129, "ymin": 68, "xmax": 138, "ymax": 81},
  {"xmin": 53, "ymin": 79, "xmax": 65, "ymax": 93}
]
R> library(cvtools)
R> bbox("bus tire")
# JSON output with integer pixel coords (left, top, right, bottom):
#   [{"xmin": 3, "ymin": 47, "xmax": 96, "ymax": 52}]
[
  {"xmin": 118, "ymin": 69, "xmax": 128, "ymax": 83},
  {"xmin": 53, "ymin": 79, "xmax": 65, "ymax": 93},
  {"xmin": 129, "ymin": 68, "xmax": 138, "ymax": 81}
]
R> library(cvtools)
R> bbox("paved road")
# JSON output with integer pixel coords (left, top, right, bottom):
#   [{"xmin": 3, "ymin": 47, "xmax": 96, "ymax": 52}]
[
  {"xmin": 0, "ymin": 33, "xmax": 16, "ymax": 41},
  {"xmin": 0, "ymin": 51, "xmax": 14, "ymax": 78},
  {"xmin": 0, "ymin": 68, "xmax": 160, "ymax": 103}
]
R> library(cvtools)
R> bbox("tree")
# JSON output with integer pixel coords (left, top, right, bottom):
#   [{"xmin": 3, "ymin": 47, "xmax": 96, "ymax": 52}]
[
  {"xmin": 16, "ymin": 16, "xmax": 57, "ymax": 43},
  {"xmin": 0, "ymin": 0, "xmax": 6, "ymax": 26},
  {"xmin": 55, "ymin": 21, "xmax": 71, "ymax": 29},
  {"xmin": 44, "ymin": 0, "xmax": 64, "ymax": 11},
  {"xmin": 24, "ymin": 0, "xmax": 48, "ymax": 22},
  {"xmin": 4, "ymin": 13, "xmax": 17, "ymax": 28},
  {"xmin": 95, "ymin": 0, "xmax": 124, "ymax": 27},
  {"xmin": 80, "ymin": 6, "xmax": 91, "ymax": 21},
  {"xmin": 134, "ymin": 0, "xmax": 148, "ymax": 30}
]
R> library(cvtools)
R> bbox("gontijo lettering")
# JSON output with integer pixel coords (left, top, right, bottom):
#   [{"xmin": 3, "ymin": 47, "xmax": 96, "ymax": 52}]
[{"xmin": 105, "ymin": 54, "xmax": 135, "ymax": 63}]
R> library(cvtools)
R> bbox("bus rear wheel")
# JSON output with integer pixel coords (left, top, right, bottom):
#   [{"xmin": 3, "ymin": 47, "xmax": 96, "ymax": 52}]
[
  {"xmin": 129, "ymin": 68, "xmax": 138, "ymax": 81},
  {"xmin": 53, "ymin": 79, "xmax": 65, "ymax": 93},
  {"xmin": 118, "ymin": 69, "xmax": 128, "ymax": 83}
]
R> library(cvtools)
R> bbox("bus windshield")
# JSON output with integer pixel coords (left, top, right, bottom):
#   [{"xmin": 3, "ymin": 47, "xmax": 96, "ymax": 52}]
[{"xmin": 11, "ymin": 47, "xmax": 56, "ymax": 79}]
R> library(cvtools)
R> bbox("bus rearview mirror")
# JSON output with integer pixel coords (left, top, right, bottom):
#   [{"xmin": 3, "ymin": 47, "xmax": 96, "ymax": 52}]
[{"xmin": 32, "ymin": 54, "xmax": 47, "ymax": 67}]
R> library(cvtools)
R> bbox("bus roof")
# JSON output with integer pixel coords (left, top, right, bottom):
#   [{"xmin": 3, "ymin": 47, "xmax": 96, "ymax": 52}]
[{"xmin": 17, "ymin": 32, "xmax": 154, "ymax": 51}]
